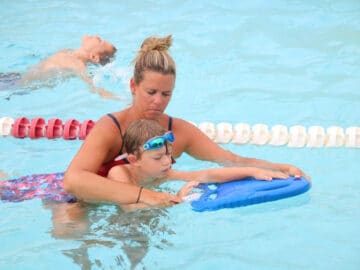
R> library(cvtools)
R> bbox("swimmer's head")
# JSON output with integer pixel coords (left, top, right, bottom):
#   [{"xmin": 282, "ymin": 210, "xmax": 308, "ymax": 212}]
[
  {"xmin": 132, "ymin": 35, "xmax": 176, "ymax": 84},
  {"xmin": 124, "ymin": 119, "xmax": 172, "ymax": 157},
  {"xmin": 82, "ymin": 35, "xmax": 117, "ymax": 65}
]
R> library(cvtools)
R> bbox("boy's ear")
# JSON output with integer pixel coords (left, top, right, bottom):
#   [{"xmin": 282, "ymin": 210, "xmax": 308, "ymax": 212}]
[
  {"xmin": 90, "ymin": 53, "xmax": 100, "ymax": 63},
  {"xmin": 127, "ymin": 154, "xmax": 140, "ymax": 166}
]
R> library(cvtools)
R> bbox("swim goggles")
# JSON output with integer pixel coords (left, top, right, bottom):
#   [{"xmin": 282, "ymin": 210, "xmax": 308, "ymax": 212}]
[{"xmin": 143, "ymin": 131, "xmax": 175, "ymax": 151}]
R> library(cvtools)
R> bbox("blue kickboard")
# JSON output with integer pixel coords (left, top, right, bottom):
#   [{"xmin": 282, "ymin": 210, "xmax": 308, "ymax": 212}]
[{"xmin": 191, "ymin": 176, "xmax": 311, "ymax": 212}]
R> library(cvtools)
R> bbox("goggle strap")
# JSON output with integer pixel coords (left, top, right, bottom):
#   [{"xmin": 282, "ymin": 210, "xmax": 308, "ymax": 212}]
[{"xmin": 114, "ymin": 153, "xmax": 129, "ymax": 161}]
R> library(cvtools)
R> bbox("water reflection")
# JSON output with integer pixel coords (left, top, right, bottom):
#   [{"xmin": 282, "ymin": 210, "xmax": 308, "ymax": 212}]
[{"xmin": 45, "ymin": 201, "xmax": 173, "ymax": 269}]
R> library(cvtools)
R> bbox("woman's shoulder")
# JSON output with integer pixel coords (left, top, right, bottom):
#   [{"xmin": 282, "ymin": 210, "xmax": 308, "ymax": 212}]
[
  {"xmin": 96, "ymin": 112, "xmax": 127, "ymax": 128},
  {"xmin": 87, "ymin": 112, "xmax": 125, "ymax": 143},
  {"xmin": 171, "ymin": 117, "xmax": 198, "ymax": 131}
]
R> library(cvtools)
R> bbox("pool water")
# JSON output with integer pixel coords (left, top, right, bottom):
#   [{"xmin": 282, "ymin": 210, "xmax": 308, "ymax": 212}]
[{"xmin": 1, "ymin": 1, "xmax": 360, "ymax": 269}]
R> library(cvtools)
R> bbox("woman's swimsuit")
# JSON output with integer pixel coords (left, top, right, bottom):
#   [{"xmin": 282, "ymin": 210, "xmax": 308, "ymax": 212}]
[
  {"xmin": 97, "ymin": 113, "xmax": 175, "ymax": 177},
  {"xmin": 0, "ymin": 172, "xmax": 77, "ymax": 203}
]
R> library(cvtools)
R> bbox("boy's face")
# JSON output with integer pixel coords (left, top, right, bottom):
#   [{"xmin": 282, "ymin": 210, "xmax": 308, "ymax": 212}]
[
  {"xmin": 136, "ymin": 145, "xmax": 172, "ymax": 179},
  {"xmin": 82, "ymin": 35, "xmax": 116, "ymax": 64}
]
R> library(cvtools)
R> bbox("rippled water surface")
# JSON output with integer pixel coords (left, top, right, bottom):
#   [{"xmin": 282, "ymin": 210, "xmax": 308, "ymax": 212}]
[{"xmin": 1, "ymin": 1, "xmax": 359, "ymax": 269}]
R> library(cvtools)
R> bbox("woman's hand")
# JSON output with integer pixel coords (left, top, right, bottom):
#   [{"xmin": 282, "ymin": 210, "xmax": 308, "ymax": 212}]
[
  {"xmin": 139, "ymin": 189, "xmax": 182, "ymax": 207},
  {"xmin": 279, "ymin": 164, "xmax": 310, "ymax": 179},
  {"xmin": 252, "ymin": 168, "xmax": 289, "ymax": 181}
]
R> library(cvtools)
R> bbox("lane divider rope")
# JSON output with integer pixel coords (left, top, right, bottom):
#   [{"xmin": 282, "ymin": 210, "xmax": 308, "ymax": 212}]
[{"xmin": 0, "ymin": 116, "xmax": 359, "ymax": 148}]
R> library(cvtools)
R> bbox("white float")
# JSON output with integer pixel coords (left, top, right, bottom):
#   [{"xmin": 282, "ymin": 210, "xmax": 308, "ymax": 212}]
[
  {"xmin": 269, "ymin": 125, "xmax": 289, "ymax": 146},
  {"xmin": 0, "ymin": 117, "xmax": 15, "ymax": 136},
  {"xmin": 251, "ymin": 124, "xmax": 270, "ymax": 145},
  {"xmin": 215, "ymin": 122, "xmax": 233, "ymax": 144},
  {"xmin": 345, "ymin": 127, "xmax": 360, "ymax": 148},
  {"xmin": 326, "ymin": 126, "xmax": 345, "ymax": 147},
  {"xmin": 198, "ymin": 122, "xmax": 216, "ymax": 140},
  {"xmin": 307, "ymin": 126, "xmax": 326, "ymax": 147},
  {"xmin": 232, "ymin": 123, "xmax": 251, "ymax": 144},
  {"xmin": 288, "ymin": 125, "xmax": 307, "ymax": 147}
]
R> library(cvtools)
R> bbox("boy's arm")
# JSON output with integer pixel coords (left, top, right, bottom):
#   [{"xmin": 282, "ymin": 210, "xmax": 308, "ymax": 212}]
[{"xmin": 167, "ymin": 167, "xmax": 289, "ymax": 183}]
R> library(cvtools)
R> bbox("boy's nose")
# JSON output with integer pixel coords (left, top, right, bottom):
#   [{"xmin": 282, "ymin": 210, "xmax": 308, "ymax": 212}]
[{"xmin": 162, "ymin": 154, "xmax": 172, "ymax": 165}]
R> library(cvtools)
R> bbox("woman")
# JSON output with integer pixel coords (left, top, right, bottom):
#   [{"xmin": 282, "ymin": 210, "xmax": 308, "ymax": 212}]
[{"xmin": 64, "ymin": 35, "xmax": 308, "ymax": 207}]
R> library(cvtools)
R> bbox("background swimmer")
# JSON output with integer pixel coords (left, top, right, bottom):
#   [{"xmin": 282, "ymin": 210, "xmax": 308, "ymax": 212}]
[{"xmin": 1, "ymin": 35, "xmax": 118, "ymax": 99}]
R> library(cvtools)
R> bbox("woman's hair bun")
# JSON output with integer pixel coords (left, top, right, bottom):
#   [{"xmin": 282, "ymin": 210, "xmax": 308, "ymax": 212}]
[{"xmin": 139, "ymin": 35, "xmax": 172, "ymax": 53}]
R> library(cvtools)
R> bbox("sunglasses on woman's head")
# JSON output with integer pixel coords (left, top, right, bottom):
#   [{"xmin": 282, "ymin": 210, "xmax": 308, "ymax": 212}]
[{"xmin": 143, "ymin": 131, "xmax": 175, "ymax": 151}]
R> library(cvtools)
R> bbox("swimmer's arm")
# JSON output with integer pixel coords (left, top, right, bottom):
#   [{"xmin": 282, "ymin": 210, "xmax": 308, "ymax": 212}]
[
  {"xmin": 77, "ymin": 70, "xmax": 120, "ymax": 100},
  {"xmin": 175, "ymin": 119, "xmax": 309, "ymax": 179},
  {"xmin": 167, "ymin": 167, "xmax": 289, "ymax": 182}
]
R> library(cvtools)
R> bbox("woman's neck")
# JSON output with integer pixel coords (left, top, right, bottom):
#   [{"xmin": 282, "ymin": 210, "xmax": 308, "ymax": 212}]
[
  {"xmin": 125, "ymin": 106, "xmax": 152, "ymax": 121},
  {"xmin": 124, "ymin": 107, "xmax": 167, "ymax": 127}
]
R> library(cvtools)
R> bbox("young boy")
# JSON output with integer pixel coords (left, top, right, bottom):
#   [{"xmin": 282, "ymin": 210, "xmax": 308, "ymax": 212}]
[
  {"xmin": 2, "ymin": 35, "xmax": 118, "ymax": 99},
  {"xmin": 108, "ymin": 119, "xmax": 289, "ymax": 211}
]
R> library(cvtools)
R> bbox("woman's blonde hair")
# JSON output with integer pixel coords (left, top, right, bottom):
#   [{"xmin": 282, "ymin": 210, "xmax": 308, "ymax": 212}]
[
  {"xmin": 124, "ymin": 119, "xmax": 167, "ymax": 155},
  {"xmin": 133, "ymin": 35, "xmax": 176, "ymax": 84}
]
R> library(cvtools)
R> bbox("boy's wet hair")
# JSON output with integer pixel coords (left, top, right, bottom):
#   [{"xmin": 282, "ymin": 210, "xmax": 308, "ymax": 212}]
[
  {"xmin": 99, "ymin": 46, "xmax": 117, "ymax": 66},
  {"xmin": 124, "ymin": 119, "xmax": 167, "ymax": 155}
]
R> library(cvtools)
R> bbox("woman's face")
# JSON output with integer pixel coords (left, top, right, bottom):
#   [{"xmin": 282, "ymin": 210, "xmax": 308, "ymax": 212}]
[{"xmin": 131, "ymin": 71, "xmax": 175, "ymax": 119}]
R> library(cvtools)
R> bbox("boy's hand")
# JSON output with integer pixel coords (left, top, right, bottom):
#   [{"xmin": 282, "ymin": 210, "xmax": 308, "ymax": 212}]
[{"xmin": 177, "ymin": 181, "xmax": 199, "ymax": 200}]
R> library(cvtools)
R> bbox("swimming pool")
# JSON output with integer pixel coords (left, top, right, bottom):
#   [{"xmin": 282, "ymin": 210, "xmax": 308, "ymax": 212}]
[{"xmin": 1, "ymin": 1, "xmax": 360, "ymax": 269}]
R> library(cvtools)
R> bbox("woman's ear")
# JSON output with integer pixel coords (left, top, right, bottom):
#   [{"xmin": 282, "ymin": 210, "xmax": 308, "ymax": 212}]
[{"xmin": 130, "ymin": 78, "xmax": 136, "ymax": 95}]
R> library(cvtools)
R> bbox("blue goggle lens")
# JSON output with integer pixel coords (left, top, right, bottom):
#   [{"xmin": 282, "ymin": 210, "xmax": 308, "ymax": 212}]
[{"xmin": 143, "ymin": 132, "xmax": 175, "ymax": 151}]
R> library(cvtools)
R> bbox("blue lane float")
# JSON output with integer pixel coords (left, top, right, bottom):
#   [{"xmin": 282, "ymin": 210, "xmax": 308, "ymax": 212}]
[{"xmin": 191, "ymin": 176, "xmax": 311, "ymax": 212}]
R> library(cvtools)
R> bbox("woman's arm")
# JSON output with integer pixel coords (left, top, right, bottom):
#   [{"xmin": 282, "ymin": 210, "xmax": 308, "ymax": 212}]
[
  {"xmin": 173, "ymin": 119, "xmax": 309, "ymax": 178},
  {"xmin": 168, "ymin": 167, "xmax": 289, "ymax": 183},
  {"xmin": 119, "ymin": 181, "xmax": 198, "ymax": 212}
]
